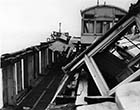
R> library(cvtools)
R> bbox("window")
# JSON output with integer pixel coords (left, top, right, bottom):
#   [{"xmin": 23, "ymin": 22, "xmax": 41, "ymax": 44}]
[
  {"xmin": 96, "ymin": 21, "xmax": 103, "ymax": 33},
  {"xmin": 104, "ymin": 22, "xmax": 111, "ymax": 33},
  {"xmin": 83, "ymin": 20, "xmax": 94, "ymax": 33}
]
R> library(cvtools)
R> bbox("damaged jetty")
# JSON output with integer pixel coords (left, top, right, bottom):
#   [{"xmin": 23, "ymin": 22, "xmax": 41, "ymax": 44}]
[{"xmin": 1, "ymin": 0, "xmax": 140, "ymax": 110}]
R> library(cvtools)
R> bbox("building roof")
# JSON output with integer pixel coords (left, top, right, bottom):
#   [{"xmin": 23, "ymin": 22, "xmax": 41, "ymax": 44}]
[{"xmin": 81, "ymin": 4, "xmax": 127, "ymax": 16}]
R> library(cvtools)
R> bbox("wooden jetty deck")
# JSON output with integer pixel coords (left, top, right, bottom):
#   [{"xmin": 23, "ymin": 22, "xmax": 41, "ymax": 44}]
[
  {"xmin": 1, "ymin": 1, "xmax": 140, "ymax": 110},
  {"xmin": 16, "ymin": 64, "xmax": 64, "ymax": 110},
  {"xmin": 0, "ymin": 35, "xmax": 71, "ymax": 110}
]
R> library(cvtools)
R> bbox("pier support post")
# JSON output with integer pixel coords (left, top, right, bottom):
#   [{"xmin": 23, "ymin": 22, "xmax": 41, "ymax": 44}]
[
  {"xmin": 41, "ymin": 50, "xmax": 45, "ymax": 74},
  {"xmin": 16, "ymin": 60, "xmax": 23, "ymax": 93},
  {"xmin": 23, "ymin": 56, "xmax": 29, "ymax": 89},
  {"xmin": 45, "ymin": 48, "xmax": 48, "ymax": 73},
  {"xmin": 2, "ymin": 67, "xmax": 8, "ymax": 106},
  {"xmin": 2, "ymin": 63, "xmax": 16, "ymax": 106},
  {"xmin": 27, "ymin": 54, "xmax": 34, "ymax": 87},
  {"xmin": 54, "ymin": 51, "xmax": 58, "ymax": 63},
  {"xmin": 34, "ymin": 52, "xmax": 39, "ymax": 78},
  {"xmin": 48, "ymin": 49, "xmax": 52, "ymax": 64}
]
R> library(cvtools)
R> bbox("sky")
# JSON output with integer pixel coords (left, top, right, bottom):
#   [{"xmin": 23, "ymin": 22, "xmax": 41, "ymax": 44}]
[
  {"xmin": 0, "ymin": 0, "xmax": 138, "ymax": 54},
  {"xmin": 0, "ymin": 0, "xmax": 138, "ymax": 108}
]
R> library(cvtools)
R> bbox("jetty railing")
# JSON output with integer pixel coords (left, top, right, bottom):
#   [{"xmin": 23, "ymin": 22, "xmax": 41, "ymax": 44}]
[{"xmin": 0, "ymin": 42, "xmax": 60, "ymax": 107}]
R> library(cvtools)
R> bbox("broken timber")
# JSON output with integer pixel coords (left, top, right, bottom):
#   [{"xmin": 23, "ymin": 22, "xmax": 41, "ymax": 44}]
[
  {"xmin": 62, "ymin": 0, "xmax": 140, "ymax": 97},
  {"xmin": 1, "ymin": 0, "xmax": 140, "ymax": 110}
]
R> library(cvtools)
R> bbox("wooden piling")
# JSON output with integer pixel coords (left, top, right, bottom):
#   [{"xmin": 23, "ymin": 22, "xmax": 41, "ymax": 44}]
[
  {"xmin": 46, "ymin": 48, "xmax": 49, "ymax": 65},
  {"xmin": 2, "ymin": 63, "xmax": 16, "ymax": 106},
  {"xmin": 23, "ymin": 56, "xmax": 29, "ymax": 89},
  {"xmin": 48, "ymin": 49, "xmax": 52, "ymax": 64},
  {"xmin": 34, "ymin": 52, "xmax": 39, "ymax": 79},
  {"xmin": 41, "ymin": 50, "xmax": 46, "ymax": 74},
  {"xmin": 16, "ymin": 60, "xmax": 23, "ymax": 93},
  {"xmin": 45, "ymin": 48, "xmax": 48, "ymax": 72},
  {"xmin": 27, "ymin": 54, "xmax": 34, "ymax": 87},
  {"xmin": 2, "ymin": 67, "xmax": 8, "ymax": 106},
  {"xmin": 54, "ymin": 51, "xmax": 58, "ymax": 63}
]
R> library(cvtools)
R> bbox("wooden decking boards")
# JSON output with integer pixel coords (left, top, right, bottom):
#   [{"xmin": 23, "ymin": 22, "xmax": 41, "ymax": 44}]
[{"xmin": 16, "ymin": 66, "xmax": 65, "ymax": 110}]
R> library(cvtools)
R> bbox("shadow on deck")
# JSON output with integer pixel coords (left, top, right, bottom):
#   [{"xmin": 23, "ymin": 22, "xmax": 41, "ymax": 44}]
[{"xmin": 16, "ymin": 64, "xmax": 65, "ymax": 110}]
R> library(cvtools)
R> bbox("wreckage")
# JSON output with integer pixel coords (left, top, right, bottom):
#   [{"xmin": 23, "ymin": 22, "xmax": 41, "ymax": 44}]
[
  {"xmin": 1, "ymin": 0, "xmax": 140, "ymax": 110},
  {"xmin": 51, "ymin": 1, "xmax": 140, "ymax": 109}
]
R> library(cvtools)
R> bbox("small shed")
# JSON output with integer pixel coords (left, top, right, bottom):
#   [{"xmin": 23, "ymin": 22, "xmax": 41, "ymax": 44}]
[{"xmin": 81, "ymin": 4, "xmax": 127, "ymax": 44}]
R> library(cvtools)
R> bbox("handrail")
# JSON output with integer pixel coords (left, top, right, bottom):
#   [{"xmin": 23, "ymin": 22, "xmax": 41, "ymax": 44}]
[{"xmin": 0, "ymin": 42, "xmax": 52, "ymax": 68}]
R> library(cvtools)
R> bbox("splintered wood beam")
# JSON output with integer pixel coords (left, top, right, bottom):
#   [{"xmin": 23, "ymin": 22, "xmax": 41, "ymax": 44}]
[
  {"xmin": 84, "ymin": 55, "xmax": 109, "ymax": 96},
  {"xmin": 70, "ymin": 59, "xmax": 84, "ymax": 72}
]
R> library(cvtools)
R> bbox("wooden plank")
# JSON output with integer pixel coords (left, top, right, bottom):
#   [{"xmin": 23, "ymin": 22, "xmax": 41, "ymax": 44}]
[
  {"xmin": 77, "ymin": 102, "xmax": 119, "ymax": 110},
  {"xmin": 84, "ymin": 55, "xmax": 109, "ymax": 96},
  {"xmin": 70, "ymin": 59, "xmax": 84, "ymax": 72},
  {"xmin": 76, "ymin": 79, "xmax": 88, "ymax": 105},
  {"xmin": 84, "ymin": 96, "xmax": 115, "ymax": 104}
]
